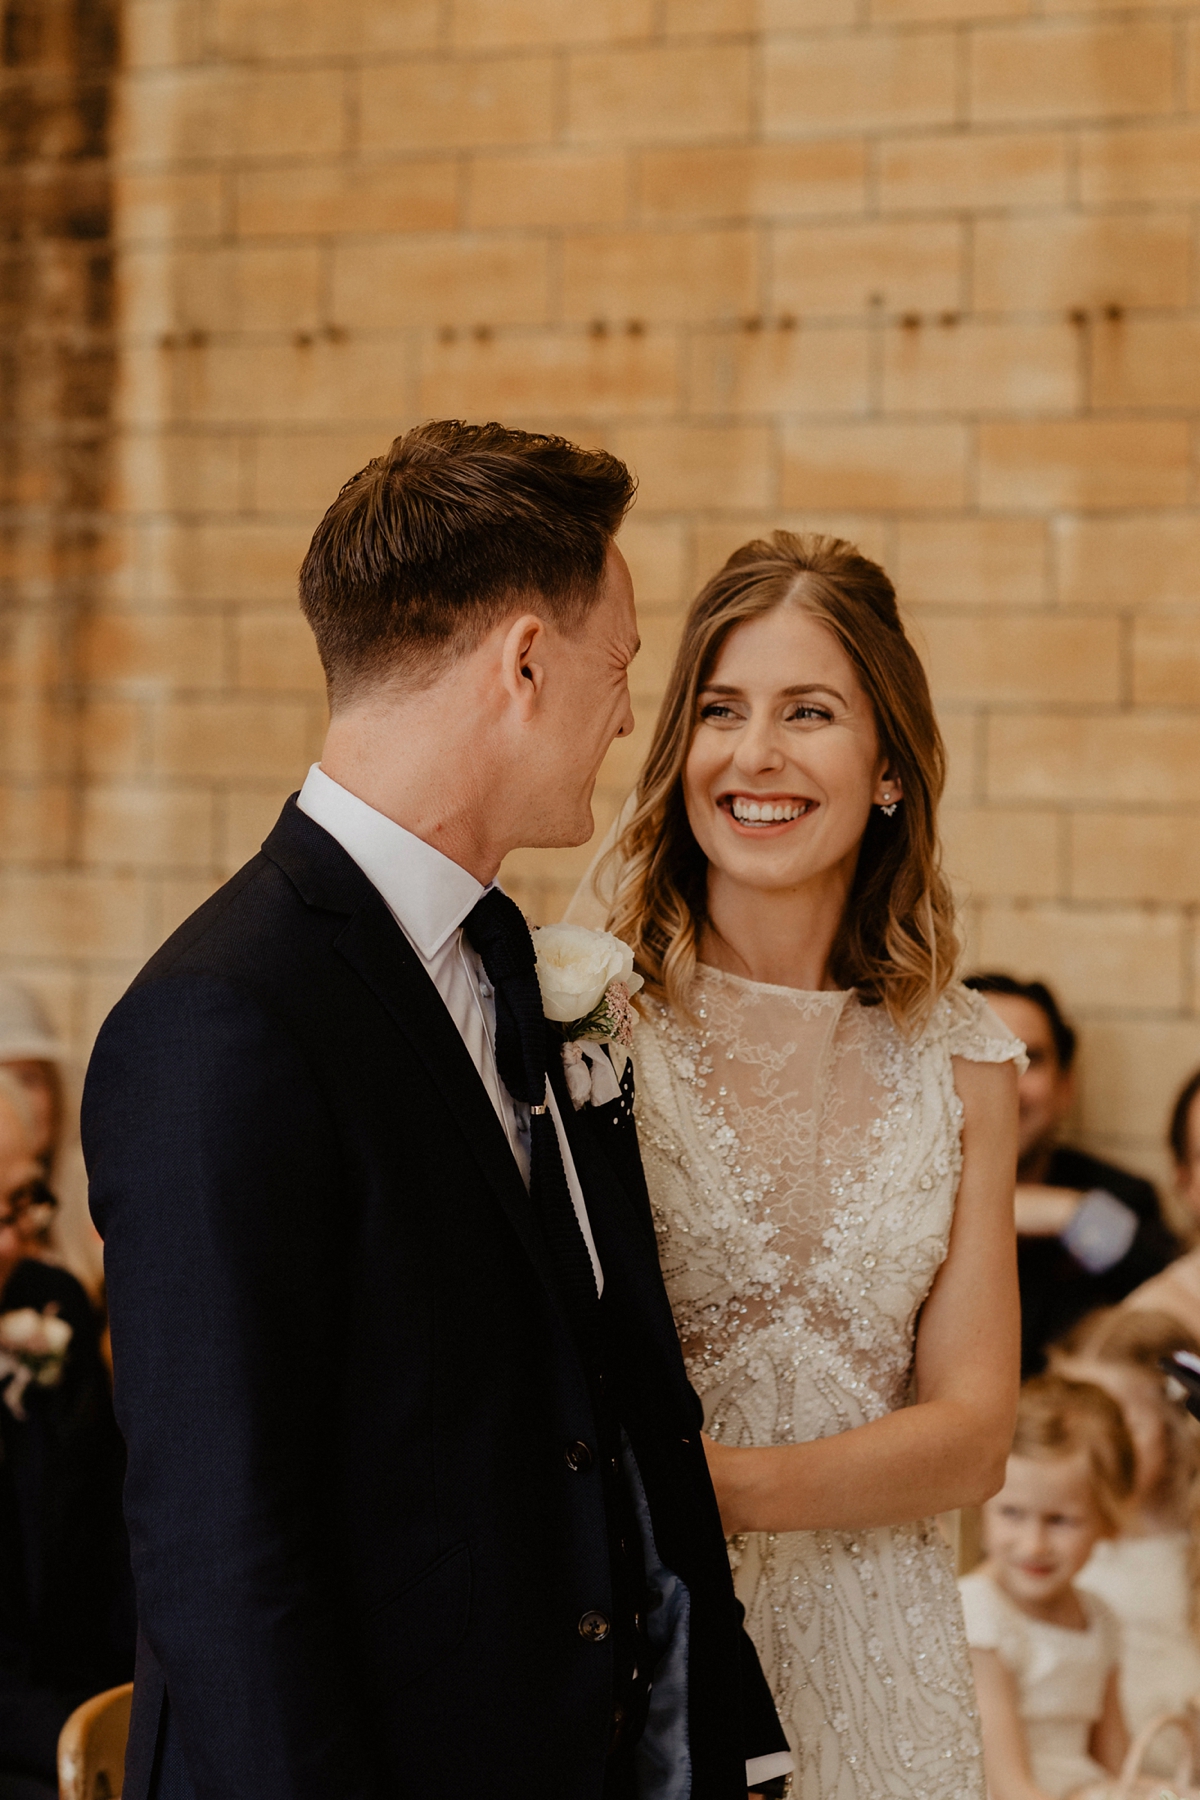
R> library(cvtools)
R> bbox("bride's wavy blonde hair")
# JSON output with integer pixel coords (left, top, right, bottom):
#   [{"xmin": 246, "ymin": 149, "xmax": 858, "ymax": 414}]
[{"xmin": 604, "ymin": 531, "xmax": 959, "ymax": 1034}]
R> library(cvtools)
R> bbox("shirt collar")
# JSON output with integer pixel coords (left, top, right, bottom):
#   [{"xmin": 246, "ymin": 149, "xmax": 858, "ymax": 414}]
[{"xmin": 296, "ymin": 764, "xmax": 487, "ymax": 959}]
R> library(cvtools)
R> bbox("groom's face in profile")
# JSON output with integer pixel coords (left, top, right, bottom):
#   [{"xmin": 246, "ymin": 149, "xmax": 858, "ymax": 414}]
[{"xmin": 525, "ymin": 542, "xmax": 639, "ymax": 849}]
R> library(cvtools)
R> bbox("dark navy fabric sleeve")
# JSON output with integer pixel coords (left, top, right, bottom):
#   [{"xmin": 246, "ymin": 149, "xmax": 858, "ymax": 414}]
[{"xmin": 83, "ymin": 974, "xmax": 376, "ymax": 1800}]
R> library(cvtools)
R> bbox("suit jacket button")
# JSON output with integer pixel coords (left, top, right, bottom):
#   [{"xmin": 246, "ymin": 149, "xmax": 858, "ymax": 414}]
[
  {"xmin": 578, "ymin": 1610, "xmax": 610, "ymax": 1642},
  {"xmin": 565, "ymin": 1441, "xmax": 593, "ymax": 1473}
]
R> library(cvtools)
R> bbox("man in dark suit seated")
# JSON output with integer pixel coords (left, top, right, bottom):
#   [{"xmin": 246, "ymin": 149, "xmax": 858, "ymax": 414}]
[
  {"xmin": 966, "ymin": 973, "xmax": 1178, "ymax": 1376},
  {"xmin": 83, "ymin": 422, "xmax": 790, "ymax": 1800}
]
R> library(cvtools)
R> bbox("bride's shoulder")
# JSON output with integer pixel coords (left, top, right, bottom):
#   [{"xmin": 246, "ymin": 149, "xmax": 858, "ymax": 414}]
[
  {"xmin": 627, "ymin": 990, "xmax": 683, "ymax": 1065},
  {"xmin": 895, "ymin": 986, "xmax": 1029, "ymax": 1065},
  {"xmin": 919, "ymin": 983, "xmax": 1030, "ymax": 1072},
  {"xmin": 625, "ymin": 994, "xmax": 704, "ymax": 1130},
  {"xmin": 631, "ymin": 987, "xmax": 672, "ymax": 1032}
]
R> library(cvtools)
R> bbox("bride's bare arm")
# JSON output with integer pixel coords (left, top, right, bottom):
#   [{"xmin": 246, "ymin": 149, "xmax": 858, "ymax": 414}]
[{"xmin": 703, "ymin": 1057, "xmax": 1020, "ymax": 1534}]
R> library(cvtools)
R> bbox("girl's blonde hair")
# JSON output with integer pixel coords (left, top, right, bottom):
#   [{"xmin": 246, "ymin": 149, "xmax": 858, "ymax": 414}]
[
  {"xmin": 604, "ymin": 531, "xmax": 959, "ymax": 1033},
  {"xmin": 1052, "ymin": 1306, "xmax": 1200, "ymax": 1635},
  {"xmin": 1011, "ymin": 1373, "xmax": 1136, "ymax": 1536}
]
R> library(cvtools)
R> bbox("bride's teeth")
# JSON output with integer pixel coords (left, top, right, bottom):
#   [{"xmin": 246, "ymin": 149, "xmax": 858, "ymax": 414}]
[{"xmin": 729, "ymin": 797, "xmax": 813, "ymax": 821}]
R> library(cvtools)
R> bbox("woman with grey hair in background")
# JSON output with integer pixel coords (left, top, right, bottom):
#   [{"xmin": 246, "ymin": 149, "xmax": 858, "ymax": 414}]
[{"xmin": 0, "ymin": 982, "xmax": 102, "ymax": 1303}]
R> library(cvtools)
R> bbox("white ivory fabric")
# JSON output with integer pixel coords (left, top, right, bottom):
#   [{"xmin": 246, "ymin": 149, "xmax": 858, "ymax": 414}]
[
  {"xmin": 634, "ymin": 971, "xmax": 1026, "ymax": 1800},
  {"xmin": 1081, "ymin": 1532, "xmax": 1200, "ymax": 1737},
  {"xmin": 960, "ymin": 1568, "xmax": 1119, "ymax": 1799},
  {"xmin": 1060, "ymin": 1188, "xmax": 1139, "ymax": 1274}
]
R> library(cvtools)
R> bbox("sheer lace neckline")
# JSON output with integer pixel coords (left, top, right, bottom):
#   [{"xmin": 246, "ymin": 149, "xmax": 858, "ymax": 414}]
[{"xmin": 695, "ymin": 962, "xmax": 852, "ymax": 1004}]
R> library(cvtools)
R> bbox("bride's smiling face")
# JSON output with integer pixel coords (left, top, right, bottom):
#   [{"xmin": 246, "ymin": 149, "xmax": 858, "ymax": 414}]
[{"xmin": 684, "ymin": 604, "xmax": 897, "ymax": 897}]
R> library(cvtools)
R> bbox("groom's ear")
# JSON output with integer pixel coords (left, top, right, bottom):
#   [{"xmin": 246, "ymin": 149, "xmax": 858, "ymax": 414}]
[{"xmin": 499, "ymin": 611, "xmax": 547, "ymax": 714}]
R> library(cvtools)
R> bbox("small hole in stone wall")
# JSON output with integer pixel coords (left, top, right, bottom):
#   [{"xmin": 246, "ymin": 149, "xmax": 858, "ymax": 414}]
[
  {"xmin": 439, "ymin": 325, "xmax": 456, "ymax": 343},
  {"xmin": 626, "ymin": 319, "xmax": 645, "ymax": 336},
  {"xmin": 186, "ymin": 328, "xmax": 207, "ymax": 348},
  {"xmin": 1068, "ymin": 308, "xmax": 1088, "ymax": 327},
  {"xmin": 742, "ymin": 315, "xmax": 763, "ymax": 332},
  {"xmin": 589, "ymin": 319, "xmax": 607, "ymax": 337},
  {"xmin": 1103, "ymin": 303, "xmax": 1123, "ymax": 322},
  {"xmin": 473, "ymin": 323, "xmax": 492, "ymax": 341},
  {"xmin": 900, "ymin": 313, "xmax": 921, "ymax": 330},
  {"xmin": 158, "ymin": 332, "xmax": 176, "ymax": 350},
  {"xmin": 777, "ymin": 314, "xmax": 797, "ymax": 331},
  {"xmin": 939, "ymin": 312, "xmax": 959, "ymax": 328},
  {"xmin": 294, "ymin": 330, "xmax": 313, "ymax": 347},
  {"xmin": 323, "ymin": 323, "xmax": 347, "ymax": 342}
]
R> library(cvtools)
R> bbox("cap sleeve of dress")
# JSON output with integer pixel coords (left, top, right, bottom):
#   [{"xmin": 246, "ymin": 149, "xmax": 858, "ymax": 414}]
[
  {"xmin": 958, "ymin": 1570, "xmax": 1029, "ymax": 1677},
  {"xmin": 943, "ymin": 984, "xmax": 1030, "ymax": 1075},
  {"xmin": 957, "ymin": 1569, "xmax": 1036, "ymax": 1677},
  {"xmin": 958, "ymin": 1571, "xmax": 1002, "ymax": 1649}
]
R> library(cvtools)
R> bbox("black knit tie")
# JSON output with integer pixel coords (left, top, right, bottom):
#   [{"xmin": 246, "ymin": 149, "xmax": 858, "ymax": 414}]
[{"xmin": 463, "ymin": 889, "xmax": 599, "ymax": 1327}]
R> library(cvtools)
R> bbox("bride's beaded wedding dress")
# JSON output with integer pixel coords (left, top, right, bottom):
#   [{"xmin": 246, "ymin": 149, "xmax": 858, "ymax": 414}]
[{"xmin": 631, "ymin": 970, "xmax": 1025, "ymax": 1800}]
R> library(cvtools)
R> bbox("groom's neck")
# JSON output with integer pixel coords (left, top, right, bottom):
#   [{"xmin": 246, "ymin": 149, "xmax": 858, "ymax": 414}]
[{"xmin": 320, "ymin": 670, "xmax": 514, "ymax": 886}]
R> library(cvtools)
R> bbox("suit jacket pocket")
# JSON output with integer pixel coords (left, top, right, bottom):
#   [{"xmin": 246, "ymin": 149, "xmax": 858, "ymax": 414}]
[{"xmin": 365, "ymin": 1541, "xmax": 472, "ymax": 1695}]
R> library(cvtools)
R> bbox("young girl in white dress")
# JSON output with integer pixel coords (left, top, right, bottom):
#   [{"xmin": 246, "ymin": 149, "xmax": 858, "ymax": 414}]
[
  {"xmin": 961, "ymin": 1373, "xmax": 1133, "ymax": 1800},
  {"xmin": 583, "ymin": 532, "xmax": 1024, "ymax": 1799},
  {"xmin": 1052, "ymin": 1307, "xmax": 1200, "ymax": 1739}
]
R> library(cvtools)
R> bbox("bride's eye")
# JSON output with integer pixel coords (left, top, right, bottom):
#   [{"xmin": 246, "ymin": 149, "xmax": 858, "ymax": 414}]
[
  {"xmin": 699, "ymin": 701, "xmax": 739, "ymax": 722},
  {"xmin": 786, "ymin": 703, "xmax": 832, "ymax": 723}
]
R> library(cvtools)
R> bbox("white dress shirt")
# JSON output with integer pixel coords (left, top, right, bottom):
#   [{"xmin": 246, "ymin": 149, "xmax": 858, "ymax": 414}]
[{"xmin": 297, "ymin": 764, "xmax": 603, "ymax": 1293}]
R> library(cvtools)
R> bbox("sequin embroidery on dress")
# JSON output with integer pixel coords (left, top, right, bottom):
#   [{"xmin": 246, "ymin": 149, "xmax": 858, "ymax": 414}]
[{"xmin": 633, "ymin": 972, "xmax": 1026, "ymax": 1800}]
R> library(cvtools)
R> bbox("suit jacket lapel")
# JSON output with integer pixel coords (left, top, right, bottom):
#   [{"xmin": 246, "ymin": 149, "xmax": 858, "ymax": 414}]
[
  {"xmin": 261, "ymin": 800, "xmax": 571, "ymax": 1323},
  {"xmin": 334, "ymin": 900, "xmax": 572, "ymax": 1322},
  {"xmin": 547, "ymin": 1048, "xmax": 654, "ymax": 1256}
]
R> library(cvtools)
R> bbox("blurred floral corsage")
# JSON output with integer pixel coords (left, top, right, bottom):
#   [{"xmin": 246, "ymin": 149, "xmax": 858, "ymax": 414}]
[
  {"xmin": 0, "ymin": 1304, "xmax": 72, "ymax": 1419},
  {"xmin": 532, "ymin": 923, "xmax": 644, "ymax": 1111}
]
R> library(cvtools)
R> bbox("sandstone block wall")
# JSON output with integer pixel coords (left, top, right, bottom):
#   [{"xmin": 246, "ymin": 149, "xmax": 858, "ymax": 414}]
[
  {"xmin": 6, "ymin": 0, "xmax": 1200, "ymax": 1189},
  {"xmin": 0, "ymin": 0, "xmax": 120, "ymax": 1057}
]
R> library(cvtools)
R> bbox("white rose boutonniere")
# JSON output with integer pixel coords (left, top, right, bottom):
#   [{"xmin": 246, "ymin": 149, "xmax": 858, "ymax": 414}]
[
  {"xmin": 531, "ymin": 923, "xmax": 644, "ymax": 1110},
  {"xmin": 0, "ymin": 1305, "xmax": 73, "ymax": 1419}
]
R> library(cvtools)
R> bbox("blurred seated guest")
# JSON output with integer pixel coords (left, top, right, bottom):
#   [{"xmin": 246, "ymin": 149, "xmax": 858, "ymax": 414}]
[
  {"xmin": 1124, "ymin": 1066, "xmax": 1200, "ymax": 1341},
  {"xmin": 0, "ymin": 1072, "xmax": 133, "ymax": 1800},
  {"xmin": 966, "ymin": 974, "xmax": 1178, "ymax": 1376},
  {"xmin": 0, "ymin": 980, "xmax": 102, "ymax": 1302},
  {"xmin": 1051, "ymin": 1307, "xmax": 1200, "ymax": 1750}
]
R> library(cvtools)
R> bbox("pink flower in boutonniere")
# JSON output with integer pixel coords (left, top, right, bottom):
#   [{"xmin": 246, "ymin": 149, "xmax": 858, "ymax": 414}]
[{"xmin": 531, "ymin": 924, "xmax": 644, "ymax": 1108}]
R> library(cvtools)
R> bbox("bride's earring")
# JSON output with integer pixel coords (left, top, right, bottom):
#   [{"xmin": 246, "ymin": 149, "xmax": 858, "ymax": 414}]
[{"xmin": 879, "ymin": 789, "xmax": 899, "ymax": 817}]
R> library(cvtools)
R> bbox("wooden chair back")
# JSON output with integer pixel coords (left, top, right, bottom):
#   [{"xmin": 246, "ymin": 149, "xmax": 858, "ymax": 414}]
[{"xmin": 58, "ymin": 1682, "xmax": 133, "ymax": 1800}]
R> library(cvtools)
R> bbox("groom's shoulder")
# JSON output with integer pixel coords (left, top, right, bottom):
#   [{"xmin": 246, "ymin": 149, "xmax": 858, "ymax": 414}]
[{"xmin": 128, "ymin": 797, "xmax": 371, "ymax": 999}]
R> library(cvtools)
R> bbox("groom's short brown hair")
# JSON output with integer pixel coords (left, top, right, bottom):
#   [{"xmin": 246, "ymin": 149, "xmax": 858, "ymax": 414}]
[{"xmin": 299, "ymin": 419, "xmax": 636, "ymax": 705}]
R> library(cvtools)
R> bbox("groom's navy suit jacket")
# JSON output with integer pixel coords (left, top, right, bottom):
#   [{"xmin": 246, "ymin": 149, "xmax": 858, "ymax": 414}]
[{"xmin": 82, "ymin": 800, "xmax": 786, "ymax": 1800}]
